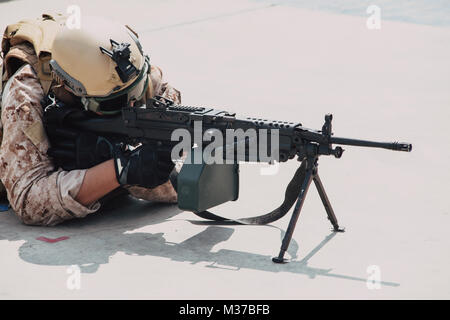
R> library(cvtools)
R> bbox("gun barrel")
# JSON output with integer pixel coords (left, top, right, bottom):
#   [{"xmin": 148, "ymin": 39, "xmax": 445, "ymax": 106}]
[{"xmin": 330, "ymin": 137, "xmax": 412, "ymax": 152}]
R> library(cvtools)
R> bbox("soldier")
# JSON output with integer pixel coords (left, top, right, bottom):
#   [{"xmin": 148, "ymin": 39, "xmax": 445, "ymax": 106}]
[{"xmin": 0, "ymin": 14, "xmax": 180, "ymax": 226}]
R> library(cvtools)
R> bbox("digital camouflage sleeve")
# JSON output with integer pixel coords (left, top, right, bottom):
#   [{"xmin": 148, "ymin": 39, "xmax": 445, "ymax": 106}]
[{"xmin": 0, "ymin": 64, "xmax": 181, "ymax": 226}]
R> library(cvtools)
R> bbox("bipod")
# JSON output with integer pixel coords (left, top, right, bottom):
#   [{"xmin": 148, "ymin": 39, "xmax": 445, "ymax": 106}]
[{"xmin": 272, "ymin": 155, "xmax": 345, "ymax": 263}]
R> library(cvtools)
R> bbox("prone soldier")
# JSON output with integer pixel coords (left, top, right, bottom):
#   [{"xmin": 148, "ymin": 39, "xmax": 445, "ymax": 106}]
[{"xmin": 0, "ymin": 14, "xmax": 180, "ymax": 226}]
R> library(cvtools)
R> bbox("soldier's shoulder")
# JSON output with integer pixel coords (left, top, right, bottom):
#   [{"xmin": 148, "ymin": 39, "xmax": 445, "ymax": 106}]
[
  {"xmin": 2, "ymin": 64, "xmax": 44, "ymax": 123},
  {"xmin": 9, "ymin": 64, "xmax": 40, "ymax": 83},
  {"xmin": 4, "ymin": 63, "xmax": 43, "ymax": 99}
]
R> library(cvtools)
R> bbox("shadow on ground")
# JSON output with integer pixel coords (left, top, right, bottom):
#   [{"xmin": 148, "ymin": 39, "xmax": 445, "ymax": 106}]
[{"xmin": 0, "ymin": 194, "xmax": 398, "ymax": 287}]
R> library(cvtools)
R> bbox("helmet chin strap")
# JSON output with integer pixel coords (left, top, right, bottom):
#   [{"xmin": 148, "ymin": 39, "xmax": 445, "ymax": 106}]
[{"xmin": 81, "ymin": 97, "xmax": 100, "ymax": 112}]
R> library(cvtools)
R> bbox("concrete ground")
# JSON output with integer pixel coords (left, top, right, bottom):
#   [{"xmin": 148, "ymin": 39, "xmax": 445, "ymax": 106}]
[{"xmin": 0, "ymin": 0, "xmax": 449, "ymax": 299}]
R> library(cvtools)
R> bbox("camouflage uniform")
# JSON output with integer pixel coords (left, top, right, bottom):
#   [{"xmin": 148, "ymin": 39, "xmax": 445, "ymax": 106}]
[{"xmin": 0, "ymin": 63, "xmax": 181, "ymax": 226}]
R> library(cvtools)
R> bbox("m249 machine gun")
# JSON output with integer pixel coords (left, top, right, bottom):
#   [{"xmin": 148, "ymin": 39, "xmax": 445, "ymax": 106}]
[{"xmin": 71, "ymin": 96, "xmax": 412, "ymax": 263}]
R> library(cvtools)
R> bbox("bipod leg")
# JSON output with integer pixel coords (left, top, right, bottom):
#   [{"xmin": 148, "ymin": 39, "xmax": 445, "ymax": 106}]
[
  {"xmin": 313, "ymin": 173, "xmax": 345, "ymax": 232},
  {"xmin": 272, "ymin": 158, "xmax": 315, "ymax": 263}
]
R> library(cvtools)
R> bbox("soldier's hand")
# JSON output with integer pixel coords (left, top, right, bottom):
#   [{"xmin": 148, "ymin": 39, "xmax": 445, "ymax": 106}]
[
  {"xmin": 43, "ymin": 103, "xmax": 115, "ymax": 170},
  {"xmin": 114, "ymin": 145, "xmax": 175, "ymax": 189},
  {"xmin": 46, "ymin": 126, "xmax": 115, "ymax": 171}
]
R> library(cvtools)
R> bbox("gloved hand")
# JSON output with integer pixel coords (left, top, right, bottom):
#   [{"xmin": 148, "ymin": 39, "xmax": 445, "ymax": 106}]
[
  {"xmin": 44, "ymin": 104, "xmax": 115, "ymax": 170},
  {"xmin": 46, "ymin": 126, "xmax": 115, "ymax": 171},
  {"xmin": 43, "ymin": 103, "xmax": 174, "ymax": 188},
  {"xmin": 114, "ymin": 145, "xmax": 175, "ymax": 189},
  {"xmin": 47, "ymin": 126, "xmax": 174, "ymax": 188}
]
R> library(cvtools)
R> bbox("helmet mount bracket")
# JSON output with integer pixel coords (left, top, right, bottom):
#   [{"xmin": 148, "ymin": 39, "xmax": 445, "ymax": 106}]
[{"xmin": 99, "ymin": 39, "xmax": 138, "ymax": 83}]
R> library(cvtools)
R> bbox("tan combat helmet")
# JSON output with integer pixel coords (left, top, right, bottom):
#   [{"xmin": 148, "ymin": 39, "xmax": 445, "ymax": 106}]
[{"xmin": 50, "ymin": 16, "xmax": 150, "ymax": 114}]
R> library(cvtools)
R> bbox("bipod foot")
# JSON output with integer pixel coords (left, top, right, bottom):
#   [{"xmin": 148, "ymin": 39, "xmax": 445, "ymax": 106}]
[
  {"xmin": 333, "ymin": 226, "xmax": 345, "ymax": 232},
  {"xmin": 272, "ymin": 257, "xmax": 289, "ymax": 264},
  {"xmin": 272, "ymin": 249, "xmax": 289, "ymax": 264}
]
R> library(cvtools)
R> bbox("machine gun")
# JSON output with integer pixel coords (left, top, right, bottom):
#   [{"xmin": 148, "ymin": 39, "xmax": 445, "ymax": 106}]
[{"xmin": 70, "ymin": 96, "xmax": 412, "ymax": 263}]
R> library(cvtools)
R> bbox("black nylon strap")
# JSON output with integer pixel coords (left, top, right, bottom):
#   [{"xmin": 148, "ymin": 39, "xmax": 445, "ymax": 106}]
[{"xmin": 191, "ymin": 160, "xmax": 307, "ymax": 225}]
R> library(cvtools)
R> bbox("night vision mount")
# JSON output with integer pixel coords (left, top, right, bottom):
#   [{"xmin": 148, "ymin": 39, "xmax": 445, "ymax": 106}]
[{"xmin": 100, "ymin": 39, "xmax": 138, "ymax": 83}]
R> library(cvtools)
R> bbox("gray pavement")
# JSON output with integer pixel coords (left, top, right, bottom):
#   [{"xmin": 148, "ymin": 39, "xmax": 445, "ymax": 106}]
[{"xmin": 0, "ymin": 0, "xmax": 449, "ymax": 299}]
